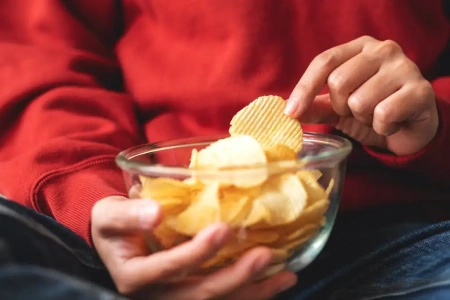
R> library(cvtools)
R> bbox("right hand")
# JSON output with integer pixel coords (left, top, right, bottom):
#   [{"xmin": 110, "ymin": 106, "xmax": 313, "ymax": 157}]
[{"xmin": 91, "ymin": 196, "xmax": 297, "ymax": 300}]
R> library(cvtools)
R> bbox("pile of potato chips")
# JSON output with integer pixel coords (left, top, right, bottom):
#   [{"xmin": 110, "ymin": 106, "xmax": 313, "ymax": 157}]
[{"xmin": 140, "ymin": 95, "xmax": 333, "ymax": 274}]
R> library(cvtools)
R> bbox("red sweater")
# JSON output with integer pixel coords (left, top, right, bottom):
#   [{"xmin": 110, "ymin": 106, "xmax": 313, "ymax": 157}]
[{"xmin": 0, "ymin": 0, "xmax": 449, "ymax": 244}]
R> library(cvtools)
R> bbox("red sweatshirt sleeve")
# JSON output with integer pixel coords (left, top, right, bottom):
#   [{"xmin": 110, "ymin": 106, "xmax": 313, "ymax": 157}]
[
  {"xmin": 0, "ymin": 0, "xmax": 142, "ymax": 244},
  {"xmin": 363, "ymin": 77, "xmax": 450, "ymax": 186}
]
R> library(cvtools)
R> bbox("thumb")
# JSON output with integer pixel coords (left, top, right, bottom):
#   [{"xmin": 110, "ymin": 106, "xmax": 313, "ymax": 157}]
[
  {"xmin": 91, "ymin": 196, "xmax": 162, "ymax": 235},
  {"xmin": 297, "ymin": 93, "xmax": 340, "ymax": 126}
]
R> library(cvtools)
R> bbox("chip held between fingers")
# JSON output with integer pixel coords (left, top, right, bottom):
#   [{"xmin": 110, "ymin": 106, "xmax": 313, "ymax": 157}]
[{"xmin": 284, "ymin": 97, "xmax": 299, "ymax": 117}]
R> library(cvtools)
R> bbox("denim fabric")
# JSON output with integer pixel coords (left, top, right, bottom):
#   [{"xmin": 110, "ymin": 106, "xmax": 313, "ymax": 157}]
[
  {"xmin": 0, "ymin": 265, "xmax": 126, "ymax": 300},
  {"xmin": 0, "ymin": 196, "xmax": 449, "ymax": 300},
  {"xmin": 279, "ymin": 214, "xmax": 450, "ymax": 300},
  {"xmin": 0, "ymin": 197, "xmax": 122, "ymax": 300}
]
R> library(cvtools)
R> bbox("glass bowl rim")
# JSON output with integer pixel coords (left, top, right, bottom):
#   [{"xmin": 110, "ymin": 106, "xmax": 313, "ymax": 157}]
[{"xmin": 115, "ymin": 132, "xmax": 352, "ymax": 176}]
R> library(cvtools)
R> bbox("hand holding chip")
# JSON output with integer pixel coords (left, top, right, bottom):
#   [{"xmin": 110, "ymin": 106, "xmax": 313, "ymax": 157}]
[
  {"xmin": 285, "ymin": 35, "xmax": 439, "ymax": 156},
  {"xmin": 91, "ymin": 196, "xmax": 297, "ymax": 300}
]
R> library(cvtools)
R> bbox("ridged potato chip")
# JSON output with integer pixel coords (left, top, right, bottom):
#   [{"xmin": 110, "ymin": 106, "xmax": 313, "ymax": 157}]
[
  {"xmin": 265, "ymin": 144, "xmax": 298, "ymax": 162},
  {"xmin": 229, "ymin": 95, "xmax": 303, "ymax": 152}
]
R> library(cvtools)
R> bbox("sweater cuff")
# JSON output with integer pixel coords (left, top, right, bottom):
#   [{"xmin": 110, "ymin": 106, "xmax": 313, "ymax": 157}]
[{"xmin": 31, "ymin": 156, "xmax": 127, "ymax": 246}]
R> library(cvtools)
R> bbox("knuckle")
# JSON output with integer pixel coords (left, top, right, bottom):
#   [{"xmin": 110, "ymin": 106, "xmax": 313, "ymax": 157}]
[
  {"xmin": 373, "ymin": 124, "xmax": 388, "ymax": 136},
  {"xmin": 348, "ymin": 94, "xmax": 366, "ymax": 114},
  {"xmin": 393, "ymin": 58, "xmax": 418, "ymax": 75},
  {"xmin": 375, "ymin": 40, "xmax": 402, "ymax": 57},
  {"xmin": 354, "ymin": 114, "xmax": 373, "ymax": 127},
  {"xmin": 360, "ymin": 35, "xmax": 375, "ymax": 42},
  {"xmin": 327, "ymin": 71, "xmax": 347, "ymax": 92},
  {"xmin": 331, "ymin": 100, "xmax": 352, "ymax": 117},
  {"xmin": 374, "ymin": 104, "xmax": 392, "ymax": 124},
  {"xmin": 416, "ymin": 80, "xmax": 435, "ymax": 101},
  {"xmin": 360, "ymin": 50, "xmax": 380, "ymax": 64},
  {"xmin": 316, "ymin": 49, "xmax": 339, "ymax": 68}
]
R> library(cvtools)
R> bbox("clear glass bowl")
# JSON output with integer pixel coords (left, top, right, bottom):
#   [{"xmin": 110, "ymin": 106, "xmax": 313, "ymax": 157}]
[{"xmin": 116, "ymin": 132, "xmax": 352, "ymax": 275}]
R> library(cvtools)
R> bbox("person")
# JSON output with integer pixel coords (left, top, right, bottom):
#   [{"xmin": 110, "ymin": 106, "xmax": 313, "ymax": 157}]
[{"xmin": 0, "ymin": 0, "xmax": 449, "ymax": 299}]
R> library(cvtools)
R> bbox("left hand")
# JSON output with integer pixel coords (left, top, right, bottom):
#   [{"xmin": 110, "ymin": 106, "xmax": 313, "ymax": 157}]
[{"xmin": 285, "ymin": 35, "xmax": 439, "ymax": 156}]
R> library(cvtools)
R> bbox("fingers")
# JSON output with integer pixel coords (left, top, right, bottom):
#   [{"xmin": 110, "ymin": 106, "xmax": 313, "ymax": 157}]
[
  {"xmin": 328, "ymin": 52, "xmax": 380, "ymax": 117},
  {"xmin": 163, "ymin": 247, "xmax": 275, "ymax": 300},
  {"xmin": 229, "ymin": 271, "xmax": 297, "ymax": 300},
  {"xmin": 347, "ymin": 69, "xmax": 402, "ymax": 125},
  {"xmin": 117, "ymin": 223, "xmax": 230, "ymax": 290},
  {"xmin": 297, "ymin": 94, "xmax": 338, "ymax": 125},
  {"xmin": 195, "ymin": 247, "xmax": 273, "ymax": 295},
  {"xmin": 285, "ymin": 35, "xmax": 376, "ymax": 117},
  {"xmin": 372, "ymin": 82, "xmax": 434, "ymax": 137},
  {"xmin": 292, "ymin": 39, "xmax": 428, "ymax": 131},
  {"xmin": 92, "ymin": 196, "xmax": 162, "ymax": 234},
  {"xmin": 128, "ymin": 184, "xmax": 142, "ymax": 199}
]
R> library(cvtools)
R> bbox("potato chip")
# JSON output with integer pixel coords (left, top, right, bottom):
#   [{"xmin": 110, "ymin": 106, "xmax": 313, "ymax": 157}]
[
  {"xmin": 244, "ymin": 174, "xmax": 307, "ymax": 228},
  {"xmin": 139, "ymin": 94, "xmax": 336, "ymax": 271},
  {"xmin": 282, "ymin": 232, "xmax": 316, "ymax": 253},
  {"xmin": 255, "ymin": 262, "xmax": 287, "ymax": 281},
  {"xmin": 309, "ymin": 169, "xmax": 323, "ymax": 180},
  {"xmin": 196, "ymin": 135, "xmax": 267, "ymax": 168},
  {"xmin": 189, "ymin": 148, "xmax": 198, "ymax": 168},
  {"xmin": 285, "ymin": 223, "xmax": 321, "ymax": 241},
  {"xmin": 166, "ymin": 181, "xmax": 220, "ymax": 235},
  {"xmin": 237, "ymin": 228, "xmax": 279, "ymax": 244},
  {"xmin": 183, "ymin": 177, "xmax": 199, "ymax": 185},
  {"xmin": 195, "ymin": 135, "xmax": 268, "ymax": 187},
  {"xmin": 269, "ymin": 248, "xmax": 290, "ymax": 263},
  {"xmin": 274, "ymin": 200, "xmax": 329, "ymax": 235},
  {"xmin": 152, "ymin": 223, "xmax": 187, "ymax": 250},
  {"xmin": 220, "ymin": 195, "xmax": 251, "ymax": 226},
  {"xmin": 325, "ymin": 178, "xmax": 335, "ymax": 196},
  {"xmin": 202, "ymin": 238, "xmax": 255, "ymax": 268},
  {"xmin": 296, "ymin": 170, "xmax": 328, "ymax": 205},
  {"xmin": 241, "ymin": 200, "xmax": 271, "ymax": 227},
  {"xmin": 229, "ymin": 95, "xmax": 303, "ymax": 152},
  {"xmin": 158, "ymin": 198, "xmax": 190, "ymax": 214},
  {"xmin": 140, "ymin": 177, "xmax": 192, "ymax": 199},
  {"xmin": 266, "ymin": 224, "xmax": 320, "ymax": 252},
  {"xmin": 265, "ymin": 144, "xmax": 297, "ymax": 162},
  {"xmin": 219, "ymin": 186, "xmax": 259, "ymax": 226}
]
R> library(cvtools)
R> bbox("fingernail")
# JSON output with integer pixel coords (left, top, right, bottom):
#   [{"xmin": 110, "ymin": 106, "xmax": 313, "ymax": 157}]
[
  {"xmin": 252, "ymin": 253, "xmax": 272, "ymax": 274},
  {"xmin": 136, "ymin": 202, "xmax": 159, "ymax": 229},
  {"xmin": 284, "ymin": 98, "xmax": 299, "ymax": 117},
  {"xmin": 278, "ymin": 275, "xmax": 297, "ymax": 293}
]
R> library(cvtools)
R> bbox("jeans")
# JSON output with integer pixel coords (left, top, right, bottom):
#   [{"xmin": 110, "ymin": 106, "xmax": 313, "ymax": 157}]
[{"xmin": 0, "ymin": 197, "xmax": 449, "ymax": 300}]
